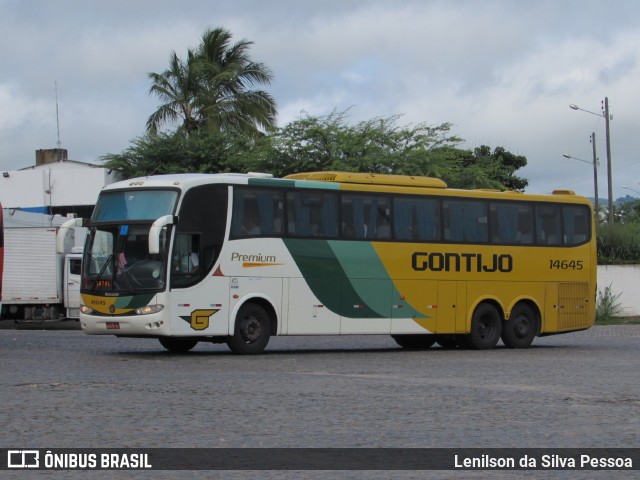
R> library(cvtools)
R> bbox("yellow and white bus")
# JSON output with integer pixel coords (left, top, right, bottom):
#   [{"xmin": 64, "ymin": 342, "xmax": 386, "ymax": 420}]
[{"xmin": 61, "ymin": 171, "xmax": 596, "ymax": 353}]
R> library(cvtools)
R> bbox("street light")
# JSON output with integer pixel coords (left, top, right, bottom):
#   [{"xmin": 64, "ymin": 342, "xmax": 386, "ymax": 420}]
[
  {"xmin": 563, "ymin": 140, "xmax": 599, "ymax": 215},
  {"xmin": 622, "ymin": 186, "xmax": 640, "ymax": 195},
  {"xmin": 569, "ymin": 98, "xmax": 613, "ymax": 224}
]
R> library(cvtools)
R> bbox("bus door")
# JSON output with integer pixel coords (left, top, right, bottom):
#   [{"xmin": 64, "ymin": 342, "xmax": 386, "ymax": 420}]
[
  {"xmin": 170, "ymin": 232, "xmax": 231, "ymax": 336},
  {"xmin": 437, "ymin": 281, "xmax": 467, "ymax": 333}
]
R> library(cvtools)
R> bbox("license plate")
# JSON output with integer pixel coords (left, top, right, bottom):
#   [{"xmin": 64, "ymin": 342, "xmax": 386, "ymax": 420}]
[{"xmin": 106, "ymin": 322, "xmax": 120, "ymax": 330}]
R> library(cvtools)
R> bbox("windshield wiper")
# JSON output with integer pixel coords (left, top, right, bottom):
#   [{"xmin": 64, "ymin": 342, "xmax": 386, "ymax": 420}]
[{"xmin": 91, "ymin": 254, "xmax": 113, "ymax": 291}]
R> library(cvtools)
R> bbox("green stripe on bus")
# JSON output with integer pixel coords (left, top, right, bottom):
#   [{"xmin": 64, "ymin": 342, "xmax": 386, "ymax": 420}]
[
  {"xmin": 248, "ymin": 178, "xmax": 297, "ymax": 188},
  {"xmin": 283, "ymin": 238, "xmax": 382, "ymax": 318},
  {"xmin": 328, "ymin": 241, "xmax": 423, "ymax": 318},
  {"xmin": 247, "ymin": 178, "xmax": 340, "ymax": 190}
]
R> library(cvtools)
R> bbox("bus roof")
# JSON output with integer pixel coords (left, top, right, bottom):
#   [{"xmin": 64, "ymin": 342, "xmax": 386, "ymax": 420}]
[
  {"xmin": 100, "ymin": 172, "xmax": 273, "ymax": 191},
  {"xmin": 285, "ymin": 171, "xmax": 448, "ymax": 189},
  {"xmin": 100, "ymin": 172, "xmax": 590, "ymax": 205}
]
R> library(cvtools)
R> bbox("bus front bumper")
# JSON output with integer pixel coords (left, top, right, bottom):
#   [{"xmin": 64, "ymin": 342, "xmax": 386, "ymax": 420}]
[{"xmin": 79, "ymin": 311, "xmax": 171, "ymax": 336}]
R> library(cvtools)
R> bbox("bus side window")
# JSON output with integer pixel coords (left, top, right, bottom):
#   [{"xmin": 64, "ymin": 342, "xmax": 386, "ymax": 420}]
[
  {"xmin": 490, "ymin": 203, "xmax": 533, "ymax": 244},
  {"xmin": 536, "ymin": 205, "xmax": 562, "ymax": 245},
  {"xmin": 341, "ymin": 194, "xmax": 390, "ymax": 240},
  {"xmin": 288, "ymin": 191, "xmax": 338, "ymax": 238},
  {"xmin": 563, "ymin": 205, "xmax": 589, "ymax": 245},
  {"xmin": 393, "ymin": 197, "xmax": 438, "ymax": 241},
  {"xmin": 232, "ymin": 188, "xmax": 284, "ymax": 237},
  {"xmin": 444, "ymin": 200, "xmax": 488, "ymax": 243}
]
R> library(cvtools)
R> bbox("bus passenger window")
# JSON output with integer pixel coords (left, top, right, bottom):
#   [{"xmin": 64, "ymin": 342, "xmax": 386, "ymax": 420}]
[
  {"xmin": 563, "ymin": 205, "xmax": 589, "ymax": 245},
  {"xmin": 243, "ymin": 211, "xmax": 261, "ymax": 235},
  {"xmin": 536, "ymin": 205, "xmax": 562, "ymax": 245},
  {"xmin": 490, "ymin": 203, "xmax": 532, "ymax": 244},
  {"xmin": 341, "ymin": 194, "xmax": 390, "ymax": 240},
  {"xmin": 232, "ymin": 188, "xmax": 284, "ymax": 237},
  {"xmin": 443, "ymin": 200, "xmax": 488, "ymax": 243},
  {"xmin": 288, "ymin": 191, "xmax": 338, "ymax": 238}
]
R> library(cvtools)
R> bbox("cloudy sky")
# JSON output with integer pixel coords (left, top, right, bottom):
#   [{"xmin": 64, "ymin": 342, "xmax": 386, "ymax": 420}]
[{"xmin": 1, "ymin": 0, "xmax": 639, "ymax": 199}]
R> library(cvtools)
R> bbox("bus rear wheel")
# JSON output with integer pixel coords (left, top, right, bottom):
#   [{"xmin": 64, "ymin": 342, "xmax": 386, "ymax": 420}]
[
  {"xmin": 502, "ymin": 304, "xmax": 537, "ymax": 348},
  {"xmin": 227, "ymin": 303, "xmax": 272, "ymax": 355},
  {"xmin": 465, "ymin": 303, "xmax": 502, "ymax": 350},
  {"xmin": 159, "ymin": 337, "xmax": 198, "ymax": 353},
  {"xmin": 391, "ymin": 334, "xmax": 436, "ymax": 350}
]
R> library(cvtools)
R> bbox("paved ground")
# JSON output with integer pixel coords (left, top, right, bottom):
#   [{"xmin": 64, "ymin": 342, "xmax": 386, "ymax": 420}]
[{"xmin": 1, "ymin": 326, "xmax": 638, "ymax": 479}]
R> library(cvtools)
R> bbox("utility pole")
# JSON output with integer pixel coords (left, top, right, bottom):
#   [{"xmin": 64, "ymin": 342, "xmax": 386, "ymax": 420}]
[
  {"xmin": 591, "ymin": 132, "xmax": 599, "ymax": 218},
  {"xmin": 569, "ymin": 97, "xmax": 613, "ymax": 224},
  {"xmin": 603, "ymin": 97, "xmax": 613, "ymax": 225}
]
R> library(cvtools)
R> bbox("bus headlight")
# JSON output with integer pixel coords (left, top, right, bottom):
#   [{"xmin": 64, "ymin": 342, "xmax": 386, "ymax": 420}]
[
  {"xmin": 135, "ymin": 304, "xmax": 164, "ymax": 315},
  {"xmin": 80, "ymin": 305, "xmax": 94, "ymax": 315}
]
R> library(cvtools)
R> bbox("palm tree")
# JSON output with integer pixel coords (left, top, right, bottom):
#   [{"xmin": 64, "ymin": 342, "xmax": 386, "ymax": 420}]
[
  {"xmin": 147, "ymin": 50, "xmax": 201, "ymax": 135},
  {"xmin": 195, "ymin": 28, "xmax": 277, "ymax": 136},
  {"xmin": 147, "ymin": 27, "xmax": 277, "ymax": 137}
]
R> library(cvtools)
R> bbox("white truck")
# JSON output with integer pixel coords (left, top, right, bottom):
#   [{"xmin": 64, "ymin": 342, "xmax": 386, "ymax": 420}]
[{"xmin": 1, "ymin": 210, "xmax": 84, "ymax": 321}]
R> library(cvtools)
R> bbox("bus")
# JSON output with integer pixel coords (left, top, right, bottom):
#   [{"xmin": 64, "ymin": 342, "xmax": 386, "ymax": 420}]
[{"xmin": 60, "ymin": 171, "xmax": 596, "ymax": 354}]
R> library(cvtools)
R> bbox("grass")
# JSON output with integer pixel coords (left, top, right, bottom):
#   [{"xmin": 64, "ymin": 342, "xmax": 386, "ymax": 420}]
[{"xmin": 597, "ymin": 316, "xmax": 640, "ymax": 325}]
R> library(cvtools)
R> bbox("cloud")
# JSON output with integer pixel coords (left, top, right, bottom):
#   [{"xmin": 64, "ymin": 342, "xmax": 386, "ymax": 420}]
[{"xmin": 1, "ymin": 0, "xmax": 639, "ymax": 197}]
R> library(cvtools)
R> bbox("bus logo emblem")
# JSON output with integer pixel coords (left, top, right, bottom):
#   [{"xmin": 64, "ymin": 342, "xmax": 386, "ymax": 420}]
[{"xmin": 180, "ymin": 309, "xmax": 219, "ymax": 330}]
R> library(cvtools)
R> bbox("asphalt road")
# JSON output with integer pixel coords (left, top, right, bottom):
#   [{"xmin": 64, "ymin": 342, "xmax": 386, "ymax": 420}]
[{"xmin": 1, "ymin": 326, "xmax": 638, "ymax": 479}]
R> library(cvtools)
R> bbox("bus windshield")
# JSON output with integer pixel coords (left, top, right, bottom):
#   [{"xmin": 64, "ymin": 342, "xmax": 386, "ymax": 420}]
[
  {"xmin": 92, "ymin": 189, "xmax": 178, "ymax": 223},
  {"xmin": 83, "ymin": 224, "xmax": 169, "ymax": 293}
]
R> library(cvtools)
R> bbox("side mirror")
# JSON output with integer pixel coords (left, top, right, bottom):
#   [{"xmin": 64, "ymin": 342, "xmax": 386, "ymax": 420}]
[
  {"xmin": 149, "ymin": 215, "xmax": 175, "ymax": 254},
  {"xmin": 56, "ymin": 218, "xmax": 84, "ymax": 254}
]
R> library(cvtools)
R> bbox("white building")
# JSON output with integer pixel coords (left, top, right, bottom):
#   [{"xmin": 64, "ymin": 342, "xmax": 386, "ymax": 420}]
[{"xmin": 0, "ymin": 148, "xmax": 120, "ymax": 218}]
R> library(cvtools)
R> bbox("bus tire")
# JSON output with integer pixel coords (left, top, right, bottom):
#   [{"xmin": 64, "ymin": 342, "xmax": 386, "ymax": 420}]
[
  {"xmin": 227, "ymin": 303, "xmax": 271, "ymax": 355},
  {"xmin": 159, "ymin": 337, "xmax": 198, "ymax": 353},
  {"xmin": 502, "ymin": 304, "xmax": 537, "ymax": 348},
  {"xmin": 391, "ymin": 334, "xmax": 436, "ymax": 350},
  {"xmin": 467, "ymin": 303, "xmax": 502, "ymax": 350},
  {"xmin": 435, "ymin": 334, "xmax": 459, "ymax": 349}
]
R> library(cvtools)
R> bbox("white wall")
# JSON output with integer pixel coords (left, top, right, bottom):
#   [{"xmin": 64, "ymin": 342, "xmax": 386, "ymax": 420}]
[
  {"xmin": 597, "ymin": 265, "xmax": 640, "ymax": 316},
  {"xmin": 0, "ymin": 163, "xmax": 118, "ymax": 210}
]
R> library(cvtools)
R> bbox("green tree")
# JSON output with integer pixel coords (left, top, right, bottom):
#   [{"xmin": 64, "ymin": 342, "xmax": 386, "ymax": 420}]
[
  {"xmin": 245, "ymin": 110, "xmax": 464, "ymax": 178},
  {"xmin": 147, "ymin": 27, "xmax": 277, "ymax": 137},
  {"xmin": 105, "ymin": 110, "xmax": 529, "ymax": 193},
  {"xmin": 467, "ymin": 145, "xmax": 528, "ymax": 191},
  {"xmin": 101, "ymin": 130, "xmax": 249, "ymax": 178},
  {"xmin": 244, "ymin": 110, "xmax": 528, "ymax": 191},
  {"xmin": 427, "ymin": 146, "xmax": 528, "ymax": 190}
]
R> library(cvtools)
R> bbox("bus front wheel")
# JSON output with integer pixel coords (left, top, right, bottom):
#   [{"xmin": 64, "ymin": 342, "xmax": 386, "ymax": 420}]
[
  {"xmin": 227, "ymin": 303, "xmax": 272, "ymax": 355},
  {"xmin": 502, "ymin": 304, "xmax": 537, "ymax": 348},
  {"xmin": 465, "ymin": 303, "xmax": 502, "ymax": 350},
  {"xmin": 159, "ymin": 337, "xmax": 198, "ymax": 353},
  {"xmin": 391, "ymin": 334, "xmax": 436, "ymax": 350}
]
